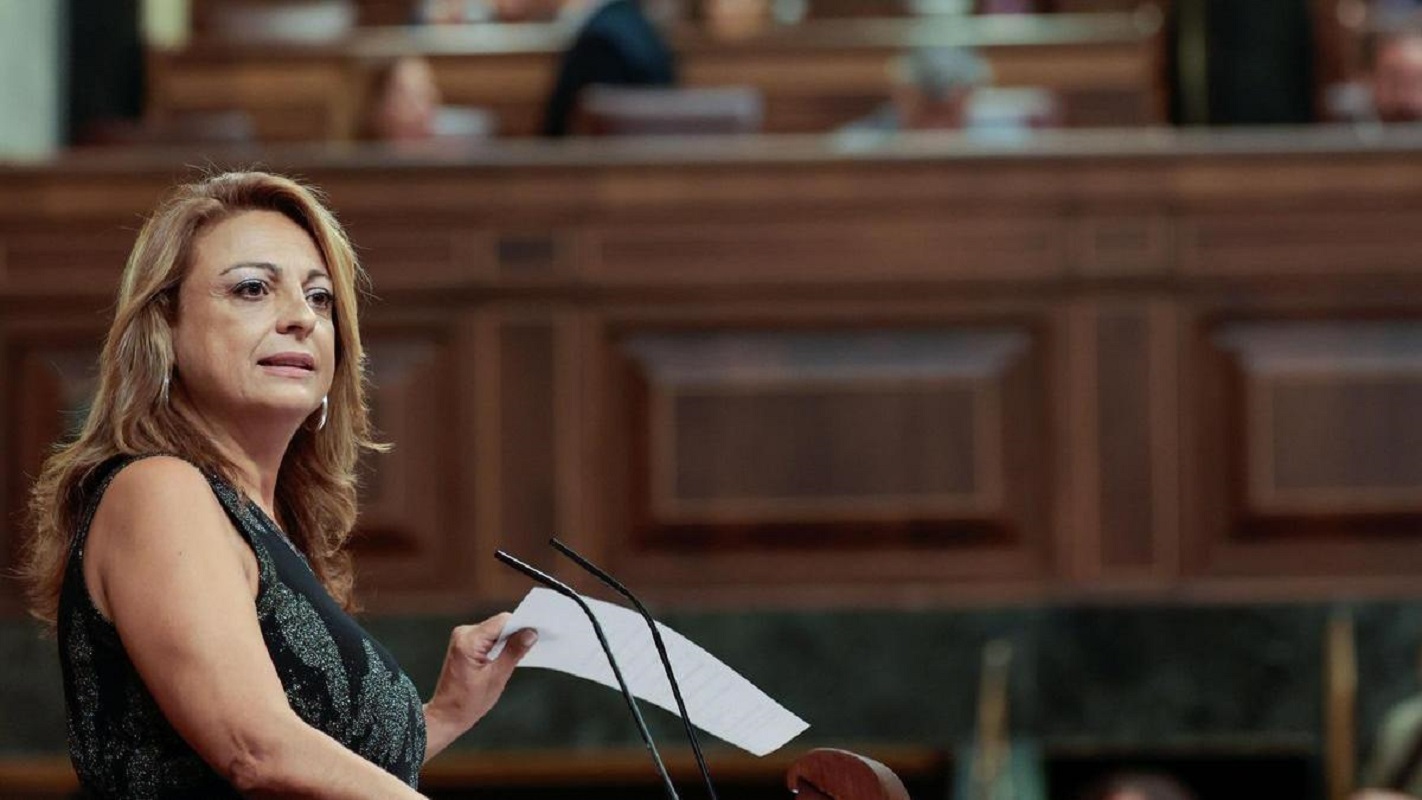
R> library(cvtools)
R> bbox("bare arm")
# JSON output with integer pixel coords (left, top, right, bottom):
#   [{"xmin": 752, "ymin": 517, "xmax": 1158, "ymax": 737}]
[{"xmin": 87, "ymin": 457, "xmax": 425, "ymax": 799}]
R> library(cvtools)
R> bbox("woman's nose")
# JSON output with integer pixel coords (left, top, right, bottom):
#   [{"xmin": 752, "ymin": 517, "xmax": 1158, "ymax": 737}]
[{"xmin": 277, "ymin": 289, "xmax": 317, "ymax": 334}]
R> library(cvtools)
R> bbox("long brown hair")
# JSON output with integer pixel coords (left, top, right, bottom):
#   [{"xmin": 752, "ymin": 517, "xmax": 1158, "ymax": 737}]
[{"xmin": 22, "ymin": 171, "xmax": 385, "ymax": 627}]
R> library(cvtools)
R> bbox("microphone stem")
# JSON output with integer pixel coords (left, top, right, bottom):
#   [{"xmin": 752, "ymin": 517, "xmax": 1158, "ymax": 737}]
[
  {"xmin": 584, "ymin": 604, "xmax": 681, "ymax": 800},
  {"xmin": 550, "ymin": 537, "xmax": 718, "ymax": 800},
  {"xmin": 494, "ymin": 551, "xmax": 681, "ymax": 800}
]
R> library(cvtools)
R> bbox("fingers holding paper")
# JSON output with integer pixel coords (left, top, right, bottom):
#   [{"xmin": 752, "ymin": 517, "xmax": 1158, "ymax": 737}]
[{"xmin": 423, "ymin": 612, "xmax": 539, "ymax": 761}]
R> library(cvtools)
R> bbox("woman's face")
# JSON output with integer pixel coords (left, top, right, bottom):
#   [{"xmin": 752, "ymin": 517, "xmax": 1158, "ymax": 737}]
[{"xmin": 172, "ymin": 209, "xmax": 337, "ymax": 435}]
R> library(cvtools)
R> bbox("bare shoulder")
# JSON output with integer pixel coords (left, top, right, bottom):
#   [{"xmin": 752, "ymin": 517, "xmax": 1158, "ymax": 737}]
[
  {"xmin": 106, "ymin": 455, "xmax": 211, "ymax": 499},
  {"xmin": 97, "ymin": 456, "xmax": 227, "ymax": 540},
  {"xmin": 87, "ymin": 457, "xmax": 252, "ymax": 616}
]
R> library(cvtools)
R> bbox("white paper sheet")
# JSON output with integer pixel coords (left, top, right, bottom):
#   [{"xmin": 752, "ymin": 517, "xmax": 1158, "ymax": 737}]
[{"xmin": 494, "ymin": 587, "xmax": 808, "ymax": 757}]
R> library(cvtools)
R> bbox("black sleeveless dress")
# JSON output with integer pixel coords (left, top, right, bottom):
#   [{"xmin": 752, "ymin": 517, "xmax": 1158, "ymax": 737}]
[{"xmin": 57, "ymin": 455, "xmax": 426, "ymax": 798}]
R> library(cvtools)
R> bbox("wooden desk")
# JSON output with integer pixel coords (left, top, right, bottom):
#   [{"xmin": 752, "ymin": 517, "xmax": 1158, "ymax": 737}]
[
  {"xmin": 6, "ymin": 128, "xmax": 1422, "ymax": 614},
  {"xmin": 0, "ymin": 746, "xmax": 941, "ymax": 798},
  {"xmin": 146, "ymin": 10, "xmax": 1166, "ymax": 140}
]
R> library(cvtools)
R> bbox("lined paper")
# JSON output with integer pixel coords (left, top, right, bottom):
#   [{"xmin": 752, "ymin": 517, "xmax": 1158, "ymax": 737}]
[{"xmin": 496, "ymin": 587, "xmax": 809, "ymax": 756}]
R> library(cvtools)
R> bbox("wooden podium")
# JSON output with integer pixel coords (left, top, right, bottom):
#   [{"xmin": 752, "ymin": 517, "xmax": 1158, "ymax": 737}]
[{"xmin": 787, "ymin": 749, "xmax": 912, "ymax": 800}]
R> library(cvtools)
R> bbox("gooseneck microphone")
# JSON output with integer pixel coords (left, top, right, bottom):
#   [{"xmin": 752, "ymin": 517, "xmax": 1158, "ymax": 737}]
[
  {"xmin": 549, "ymin": 537, "xmax": 719, "ymax": 800},
  {"xmin": 493, "ymin": 550, "xmax": 681, "ymax": 800}
]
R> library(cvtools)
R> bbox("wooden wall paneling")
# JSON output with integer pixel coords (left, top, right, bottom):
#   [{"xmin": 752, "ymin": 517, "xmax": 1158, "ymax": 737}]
[
  {"xmin": 596, "ymin": 308, "xmax": 1058, "ymax": 606},
  {"xmin": 1, "ymin": 321, "xmax": 104, "ymax": 613},
  {"xmin": 495, "ymin": 314, "xmax": 560, "ymax": 587},
  {"xmin": 465, "ymin": 308, "xmax": 575, "ymax": 602},
  {"xmin": 13, "ymin": 130, "xmax": 1422, "ymax": 608},
  {"xmin": 1187, "ymin": 313, "xmax": 1422, "ymax": 584},
  {"xmin": 1094, "ymin": 305, "xmax": 1160, "ymax": 574},
  {"xmin": 1071, "ymin": 211, "xmax": 1173, "ymax": 278},
  {"xmin": 428, "ymin": 54, "xmax": 554, "ymax": 139},
  {"xmin": 1179, "ymin": 207, "xmax": 1422, "ymax": 278},
  {"xmin": 983, "ymin": 40, "xmax": 1160, "ymax": 126},
  {"xmin": 0, "ymin": 173, "xmax": 169, "ymax": 224},
  {"xmin": 1228, "ymin": 320, "xmax": 1422, "ymax": 517},
  {"xmin": 590, "ymin": 215, "xmax": 1069, "ymax": 285},
  {"xmin": 683, "ymin": 50, "xmax": 887, "ymax": 133},
  {"xmin": 1179, "ymin": 303, "xmax": 1228, "ymax": 580},
  {"xmin": 553, "ymin": 312, "xmax": 596, "ymax": 591},
  {"xmin": 0, "ymin": 225, "xmax": 135, "ymax": 300},
  {"xmin": 1148, "ymin": 299, "xmax": 1182, "ymax": 582},
  {"xmin": 146, "ymin": 54, "xmax": 351, "ymax": 142},
  {"xmin": 1057, "ymin": 298, "xmax": 1180, "ymax": 591},
  {"xmin": 1059, "ymin": 300, "xmax": 1100, "ymax": 585},
  {"xmin": 636, "ymin": 337, "xmax": 1004, "ymax": 524},
  {"xmin": 578, "ymin": 308, "xmax": 628, "ymax": 597},
  {"xmin": 350, "ymin": 317, "xmax": 469, "ymax": 606},
  {"xmin": 469, "ymin": 311, "xmax": 509, "ymax": 598},
  {"xmin": 343, "ymin": 222, "xmax": 496, "ymax": 291}
]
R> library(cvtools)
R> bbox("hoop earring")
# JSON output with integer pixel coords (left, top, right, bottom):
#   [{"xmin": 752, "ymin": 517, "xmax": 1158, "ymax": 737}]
[
  {"xmin": 160, "ymin": 373, "xmax": 171, "ymax": 406},
  {"xmin": 317, "ymin": 395, "xmax": 328, "ymax": 431}
]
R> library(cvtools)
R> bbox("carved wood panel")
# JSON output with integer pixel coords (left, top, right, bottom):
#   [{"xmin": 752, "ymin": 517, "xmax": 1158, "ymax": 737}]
[
  {"xmin": 352, "ymin": 323, "xmax": 467, "ymax": 600},
  {"xmin": 599, "ymin": 321, "xmax": 1056, "ymax": 599},
  {"xmin": 0, "ymin": 227, "xmax": 133, "ymax": 299},
  {"xmin": 591, "ymin": 216, "xmax": 1067, "ymax": 283},
  {"xmin": 0, "ymin": 322, "xmax": 104, "ymax": 612},
  {"xmin": 1187, "ymin": 316, "xmax": 1422, "ymax": 580}
]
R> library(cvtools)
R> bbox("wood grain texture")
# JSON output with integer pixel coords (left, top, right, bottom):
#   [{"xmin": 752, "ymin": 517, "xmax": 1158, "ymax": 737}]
[{"xmin": 7, "ymin": 129, "xmax": 1422, "ymax": 610}]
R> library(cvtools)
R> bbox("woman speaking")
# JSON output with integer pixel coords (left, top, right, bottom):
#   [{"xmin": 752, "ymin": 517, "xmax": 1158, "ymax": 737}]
[{"xmin": 21, "ymin": 171, "xmax": 535, "ymax": 798}]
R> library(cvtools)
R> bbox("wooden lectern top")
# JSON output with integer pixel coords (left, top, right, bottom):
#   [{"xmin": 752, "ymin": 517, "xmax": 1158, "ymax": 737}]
[{"xmin": 787, "ymin": 748, "xmax": 912, "ymax": 800}]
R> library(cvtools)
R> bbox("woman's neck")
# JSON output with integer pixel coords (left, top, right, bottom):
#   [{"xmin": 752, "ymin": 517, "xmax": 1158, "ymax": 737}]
[{"xmin": 199, "ymin": 414, "xmax": 299, "ymax": 516}]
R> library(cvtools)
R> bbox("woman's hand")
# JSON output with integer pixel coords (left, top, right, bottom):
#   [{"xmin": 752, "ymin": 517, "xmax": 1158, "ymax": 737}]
[{"xmin": 423, "ymin": 613, "xmax": 538, "ymax": 761}]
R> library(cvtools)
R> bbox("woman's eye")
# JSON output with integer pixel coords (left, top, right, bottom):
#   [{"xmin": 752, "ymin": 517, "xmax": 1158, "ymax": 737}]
[
  {"xmin": 234, "ymin": 279, "xmax": 269, "ymax": 299},
  {"xmin": 306, "ymin": 288, "xmax": 334, "ymax": 311}
]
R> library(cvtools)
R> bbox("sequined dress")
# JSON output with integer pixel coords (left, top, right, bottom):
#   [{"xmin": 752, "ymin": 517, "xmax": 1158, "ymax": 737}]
[{"xmin": 57, "ymin": 456, "xmax": 426, "ymax": 798}]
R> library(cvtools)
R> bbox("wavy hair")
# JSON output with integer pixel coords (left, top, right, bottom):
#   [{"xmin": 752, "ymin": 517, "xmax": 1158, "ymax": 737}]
[{"xmin": 22, "ymin": 171, "xmax": 384, "ymax": 627}]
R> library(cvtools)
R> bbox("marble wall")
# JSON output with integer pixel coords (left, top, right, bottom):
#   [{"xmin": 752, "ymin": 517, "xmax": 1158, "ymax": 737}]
[{"xmin": 5, "ymin": 600, "xmax": 1422, "ymax": 793}]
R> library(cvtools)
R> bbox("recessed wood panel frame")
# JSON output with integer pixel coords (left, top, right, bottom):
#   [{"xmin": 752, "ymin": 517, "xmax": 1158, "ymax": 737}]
[
  {"xmin": 585, "ymin": 303, "xmax": 1061, "ymax": 607},
  {"xmin": 637, "ymin": 360, "xmax": 1014, "ymax": 526},
  {"xmin": 0, "ymin": 318, "xmax": 107, "ymax": 614},
  {"xmin": 1183, "ymin": 305, "xmax": 1422, "ymax": 588}
]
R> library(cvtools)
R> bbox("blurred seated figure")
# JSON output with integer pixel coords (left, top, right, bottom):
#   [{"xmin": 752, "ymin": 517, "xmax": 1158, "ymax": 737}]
[
  {"xmin": 1076, "ymin": 772, "xmax": 1197, "ymax": 800},
  {"xmin": 511, "ymin": 0, "xmax": 677, "ymax": 136},
  {"xmin": 859, "ymin": 47, "xmax": 990, "ymax": 132},
  {"xmin": 363, "ymin": 56, "xmax": 496, "ymax": 143},
  {"xmin": 967, "ymin": 87, "xmax": 1063, "ymax": 131},
  {"xmin": 1325, "ymin": 31, "xmax": 1422, "ymax": 123},
  {"xmin": 417, "ymin": 0, "xmax": 498, "ymax": 22},
  {"xmin": 1373, "ymin": 31, "xmax": 1422, "ymax": 121},
  {"xmin": 576, "ymin": 84, "xmax": 762, "ymax": 134},
  {"xmin": 703, "ymin": 0, "xmax": 772, "ymax": 37},
  {"xmin": 838, "ymin": 46, "xmax": 1059, "ymax": 141}
]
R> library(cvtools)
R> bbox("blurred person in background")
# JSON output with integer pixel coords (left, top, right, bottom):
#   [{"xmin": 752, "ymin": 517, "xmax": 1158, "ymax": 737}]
[
  {"xmin": 523, "ymin": 0, "xmax": 678, "ymax": 135},
  {"xmin": 839, "ymin": 47, "xmax": 992, "ymax": 134},
  {"xmin": 1372, "ymin": 31, "xmax": 1422, "ymax": 121},
  {"xmin": 363, "ymin": 56, "xmax": 496, "ymax": 142}
]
